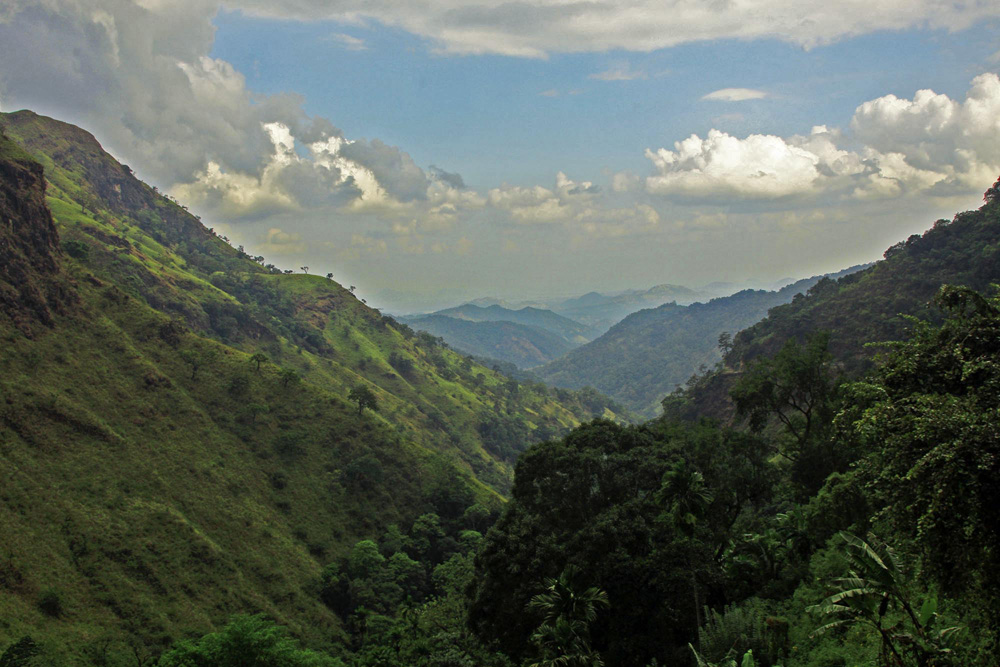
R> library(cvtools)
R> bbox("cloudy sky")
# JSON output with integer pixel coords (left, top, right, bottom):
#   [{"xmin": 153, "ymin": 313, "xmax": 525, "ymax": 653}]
[{"xmin": 1, "ymin": 1, "xmax": 999, "ymax": 311}]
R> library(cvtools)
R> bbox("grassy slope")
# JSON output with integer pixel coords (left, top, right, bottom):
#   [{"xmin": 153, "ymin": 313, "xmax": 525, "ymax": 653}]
[
  {"xmin": 0, "ymin": 113, "xmax": 617, "ymax": 662},
  {"xmin": 0, "ymin": 110, "xmax": 615, "ymax": 489}
]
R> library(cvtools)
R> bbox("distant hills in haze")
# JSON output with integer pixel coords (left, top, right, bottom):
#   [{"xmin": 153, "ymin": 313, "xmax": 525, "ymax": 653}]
[
  {"xmin": 535, "ymin": 265, "xmax": 870, "ymax": 415},
  {"xmin": 400, "ymin": 274, "xmax": 867, "ymax": 375},
  {"xmin": 400, "ymin": 304, "xmax": 597, "ymax": 368}
]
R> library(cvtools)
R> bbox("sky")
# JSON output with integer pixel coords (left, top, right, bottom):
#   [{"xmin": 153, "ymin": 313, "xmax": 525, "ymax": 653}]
[{"xmin": 1, "ymin": 1, "xmax": 999, "ymax": 313}]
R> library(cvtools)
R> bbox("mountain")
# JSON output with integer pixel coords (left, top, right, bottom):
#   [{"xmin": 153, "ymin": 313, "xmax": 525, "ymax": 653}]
[
  {"xmin": 398, "ymin": 313, "xmax": 575, "ymax": 368},
  {"xmin": 430, "ymin": 304, "xmax": 597, "ymax": 343},
  {"xmin": 673, "ymin": 182, "xmax": 1000, "ymax": 421},
  {"xmin": 0, "ymin": 111, "xmax": 622, "ymax": 661},
  {"xmin": 536, "ymin": 265, "xmax": 868, "ymax": 415},
  {"xmin": 549, "ymin": 284, "xmax": 710, "ymax": 334}
]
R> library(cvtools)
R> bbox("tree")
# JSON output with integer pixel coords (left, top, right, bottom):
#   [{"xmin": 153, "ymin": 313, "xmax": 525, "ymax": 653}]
[
  {"xmin": 300, "ymin": 266, "xmax": 309, "ymax": 273},
  {"xmin": 526, "ymin": 565, "xmax": 609, "ymax": 627},
  {"xmin": 730, "ymin": 332, "xmax": 842, "ymax": 494},
  {"xmin": 718, "ymin": 331, "xmax": 733, "ymax": 356},
  {"xmin": 348, "ymin": 385, "xmax": 378, "ymax": 416},
  {"xmin": 181, "ymin": 347, "xmax": 218, "ymax": 380},
  {"xmin": 848, "ymin": 285, "xmax": 1000, "ymax": 606},
  {"xmin": 526, "ymin": 566, "xmax": 610, "ymax": 667},
  {"xmin": 808, "ymin": 532, "xmax": 962, "ymax": 667},
  {"xmin": 326, "ymin": 272, "xmax": 334, "ymax": 280},
  {"xmin": 157, "ymin": 614, "xmax": 340, "ymax": 667},
  {"xmin": 279, "ymin": 367, "xmax": 301, "ymax": 388},
  {"xmin": 246, "ymin": 402, "xmax": 269, "ymax": 424},
  {"xmin": 249, "ymin": 352, "xmax": 269, "ymax": 373},
  {"xmin": 731, "ymin": 332, "xmax": 836, "ymax": 455},
  {"xmin": 656, "ymin": 459, "xmax": 713, "ymax": 538},
  {"xmin": 0, "ymin": 636, "xmax": 40, "ymax": 667}
]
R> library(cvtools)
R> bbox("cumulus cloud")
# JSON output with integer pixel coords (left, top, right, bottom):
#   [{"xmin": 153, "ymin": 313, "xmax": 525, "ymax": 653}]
[
  {"xmin": 0, "ymin": 0, "xmax": 482, "ymax": 233},
  {"xmin": 644, "ymin": 74, "xmax": 1000, "ymax": 203},
  {"xmin": 645, "ymin": 130, "xmax": 826, "ymax": 199},
  {"xmin": 702, "ymin": 88, "xmax": 768, "ymax": 102},
  {"xmin": 229, "ymin": 0, "xmax": 1000, "ymax": 57},
  {"xmin": 488, "ymin": 172, "xmax": 656, "ymax": 236},
  {"xmin": 850, "ymin": 73, "xmax": 1000, "ymax": 191}
]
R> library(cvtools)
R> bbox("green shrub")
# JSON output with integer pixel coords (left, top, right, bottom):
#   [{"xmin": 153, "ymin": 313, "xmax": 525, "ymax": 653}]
[{"xmin": 37, "ymin": 589, "xmax": 62, "ymax": 617}]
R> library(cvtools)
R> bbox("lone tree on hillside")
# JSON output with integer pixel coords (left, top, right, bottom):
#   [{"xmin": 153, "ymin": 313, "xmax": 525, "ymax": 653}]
[
  {"xmin": 279, "ymin": 368, "xmax": 301, "ymax": 388},
  {"xmin": 250, "ymin": 352, "xmax": 269, "ymax": 373},
  {"xmin": 348, "ymin": 385, "xmax": 378, "ymax": 416}
]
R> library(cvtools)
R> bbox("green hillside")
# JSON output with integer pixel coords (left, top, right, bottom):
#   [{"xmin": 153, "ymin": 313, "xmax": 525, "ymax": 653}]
[
  {"xmin": 536, "ymin": 266, "xmax": 866, "ymax": 416},
  {"xmin": 0, "ymin": 113, "xmax": 619, "ymax": 663},
  {"xmin": 430, "ymin": 304, "xmax": 597, "ymax": 343},
  {"xmin": 669, "ymin": 185, "xmax": 1000, "ymax": 421},
  {"xmin": 400, "ymin": 313, "xmax": 576, "ymax": 368}
]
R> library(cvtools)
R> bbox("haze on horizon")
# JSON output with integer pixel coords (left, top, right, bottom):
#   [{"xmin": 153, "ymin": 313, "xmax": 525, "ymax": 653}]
[{"xmin": 2, "ymin": 0, "xmax": 999, "ymax": 312}]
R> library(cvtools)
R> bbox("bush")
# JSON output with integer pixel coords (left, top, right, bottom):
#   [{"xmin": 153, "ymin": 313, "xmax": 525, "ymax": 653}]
[{"xmin": 37, "ymin": 589, "xmax": 62, "ymax": 617}]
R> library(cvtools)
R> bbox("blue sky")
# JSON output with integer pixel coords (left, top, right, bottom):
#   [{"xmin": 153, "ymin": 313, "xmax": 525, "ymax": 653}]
[
  {"xmin": 210, "ymin": 11, "xmax": 998, "ymax": 190},
  {"xmin": 2, "ymin": 1, "xmax": 999, "ymax": 311}
]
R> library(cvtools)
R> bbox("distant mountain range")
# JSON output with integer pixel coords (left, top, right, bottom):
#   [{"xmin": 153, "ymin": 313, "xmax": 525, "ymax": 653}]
[
  {"xmin": 463, "ymin": 279, "xmax": 801, "ymax": 335},
  {"xmin": 431, "ymin": 304, "xmax": 599, "ymax": 343},
  {"xmin": 401, "ymin": 304, "xmax": 598, "ymax": 367},
  {"xmin": 535, "ymin": 265, "xmax": 870, "ymax": 415}
]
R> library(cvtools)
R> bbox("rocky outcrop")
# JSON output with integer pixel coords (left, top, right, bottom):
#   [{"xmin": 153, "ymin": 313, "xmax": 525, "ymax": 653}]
[{"xmin": 0, "ymin": 132, "xmax": 71, "ymax": 335}]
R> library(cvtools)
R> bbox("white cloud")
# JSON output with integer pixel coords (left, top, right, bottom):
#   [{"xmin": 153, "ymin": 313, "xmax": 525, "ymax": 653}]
[
  {"xmin": 589, "ymin": 62, "xmax": 647, "ymax": 81},
  {"xmin": 645, "ymin": 130, "xmax": 824, "ymax": 199},
  {"xmin": 539, "ymin": 89, "xmax": 559, "ymax": 97},
  {"xmin": 645, "ymin": 74, "xmax": 1000, "ymax": 203},
  {"xmin": 229, "ymin": 0, "xmax": 1000, "ymax": 58},
  {"xmin": 328, "ymin": 32, "xmax": 367, "ymax": 50},
  {"xmin": 850, "ymin": 73, "xmax": 1000, "ymax": 190},
  {"xmin": 702, "ymin": 88, "xmax": 768, "ymax": 102}
]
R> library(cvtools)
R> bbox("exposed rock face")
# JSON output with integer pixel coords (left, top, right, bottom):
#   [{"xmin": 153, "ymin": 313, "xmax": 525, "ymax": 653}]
[
  {"xmin": 1, "ymin": 110, "xmax": 209, "ymax": 245},
  {"xmin": 0, "ymin": 132, "xmax": 70, "ymax": 335}
]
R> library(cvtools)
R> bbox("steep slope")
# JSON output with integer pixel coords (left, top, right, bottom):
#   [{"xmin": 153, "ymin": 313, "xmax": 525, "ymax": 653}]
[
  {"xmin": 429, "ymin": 304, "xmax": 597, "ymax": 343},
  {"xmin": 674, "ymin": 181, "xmax": 1000, "ymax": 420},
  {"xmin": 400, "ymin": 313, "xmax": 574, "ymax": 368},
  {"xmin": 0, "ymin": 113, "xmax": 619, "ymax": 661},
  {"xmin": 0, "ymin": 131, "xmax": 73, "ymax": 335},
  {"xmin": 537, "ymin": 266, "xmax": 867, "ymax": 415},
  {"xmin": 1, "ymin": 110, "xmax": 618, "ymax": 487}
]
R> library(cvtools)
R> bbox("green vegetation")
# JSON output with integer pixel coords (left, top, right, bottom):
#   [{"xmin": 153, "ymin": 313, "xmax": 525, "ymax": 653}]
[
  {"xmin": 0, "ymin": 113, "xmax": 620, "ymax": 664},
  {"xmin": 2, "ymin": 111, "xmax": 1000, "ymax": 666},
  {"xmin": 401, "ymin": 313, "xmax": 577, "ymax": 368},
  {"xmin": 537, "ymin": 266, "xmax": 865, "ymax": 416}
]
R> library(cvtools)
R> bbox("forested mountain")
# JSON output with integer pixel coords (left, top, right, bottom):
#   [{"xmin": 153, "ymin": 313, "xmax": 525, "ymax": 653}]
[
  {"xmin": 468, "ymin": 186, "xmax": 1000, "ymax": 667},
  {"xmin": 398, "ymin": 313, "xmax": 575, "ymax": 368},
  {"xmin": 467, "ymin": 283, "xmax": 713, "ymax": 335},
  {"xmin": 426, "ymin": 304, "xmax": 598, "ymax": 344},
  {"xmin": 548, "ymin": 284, "xmax": 711, "ymax": 334},
  {"xmin": 0, "ymin": 112, "xmax": 620, "ymax": 664},
  {"xmin": 670, "ymin": 185, "xmax": 1000, "ymax": 422},
  {"xmin": 400, "ymin": 304, "xmax": 598, "ymax": 368},
  {"xmin": 537, "ymin": 265, "xmax": 867, "ymax": 415}
]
